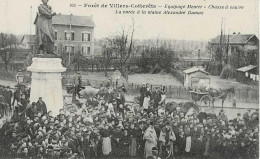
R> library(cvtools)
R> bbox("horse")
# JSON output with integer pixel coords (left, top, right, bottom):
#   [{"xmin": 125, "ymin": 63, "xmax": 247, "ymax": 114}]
[{"xmin": 210, "ymin": 87, "xmax": 235, "ymax": 108}]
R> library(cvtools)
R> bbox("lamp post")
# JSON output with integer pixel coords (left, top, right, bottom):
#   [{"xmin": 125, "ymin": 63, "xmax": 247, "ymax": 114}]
[
  {"xmin": 16, "ymin": 70, "xmax": 25, "ymax": 85},
  {"xmin": 113, "ymin": 70, "xmax": 121, "ymax": 91},
  {"xmin": 197, "ymin": 49, "xmax": 201, "ymax": 66}
]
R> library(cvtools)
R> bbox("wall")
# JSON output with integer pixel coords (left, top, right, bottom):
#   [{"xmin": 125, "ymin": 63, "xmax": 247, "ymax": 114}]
[{"xmin": 53, "ymin": 24, "xmax": 94, "ymax": 57}]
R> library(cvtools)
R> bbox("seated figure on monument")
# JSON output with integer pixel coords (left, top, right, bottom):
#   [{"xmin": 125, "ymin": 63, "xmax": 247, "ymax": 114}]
[{"xmin": 34, "ymin": 0, "xmax": 56, "ymax": 55}]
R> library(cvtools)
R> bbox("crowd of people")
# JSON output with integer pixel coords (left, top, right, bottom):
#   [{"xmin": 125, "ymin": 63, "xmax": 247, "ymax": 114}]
[
  {"xmin": 0, "ymin": 84, "xmax": 31, "ymax": 120},
  {"xmin": 0, "ymin": 82, "xmax": 258, "ymax": 159}
]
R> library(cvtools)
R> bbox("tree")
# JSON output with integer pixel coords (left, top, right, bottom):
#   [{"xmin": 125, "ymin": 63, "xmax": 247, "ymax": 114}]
[
  {"xmin": 102, "ymin": 38, "xmax": 115, "ymax": 76},
  {"xmin": 105, "ymin": 19, "xmax": 135, "ymax": 74},
  {"xmin": 118, "ymin": 20, "xmax": 135, "ymax": 73},
  {"xmin": 0, "ymin": 33, "xmax": 17, "ymax": 71},
  {"xmin": 137, "ymin": 39, "xmax": 174, "ymax": 73}
]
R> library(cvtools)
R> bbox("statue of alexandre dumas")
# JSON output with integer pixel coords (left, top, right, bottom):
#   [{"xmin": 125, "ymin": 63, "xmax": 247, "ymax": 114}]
[{"xmin": 34, "ymin": 0, "xmax": 56, "ymax": 55}]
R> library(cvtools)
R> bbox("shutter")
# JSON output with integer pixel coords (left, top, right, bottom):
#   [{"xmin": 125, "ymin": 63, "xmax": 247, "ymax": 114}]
[
  {"xmin": 82, "ymin": 33, "xmax": 84, "ymax": 41},
  {"xmin": 72, "ymin": 32, "xmax": 74, "ymax": 40},
  {"xmin": 88, "ymin": 33, "xmax": 90, "ymax": 41},
  {"xmin": 55, "ymin": 32, "xmax": 57, "ymax": 40},
  {"xmin": 88, "ymin": 47, "xmax": 90, "ymax": 55},
  {"xmin": 71, "ymin": 46, "xmax": 74, "ymax": 54},
  {"xmin": 65, "ymin": 32, "xmax": 67, "ymax": 40}
]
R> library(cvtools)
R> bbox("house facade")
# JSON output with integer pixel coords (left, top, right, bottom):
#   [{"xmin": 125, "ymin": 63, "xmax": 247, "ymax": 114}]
[
  {"xmin": 34, "ymin": 14, "xmax": 95, "ymax": 58},
  {"xmin": 52, "ymin": 14, "xmax": 95, "ymax": 58},
  {"xmin": 208, "ymin": 34, "xmax": 259, "ymax": 69}
]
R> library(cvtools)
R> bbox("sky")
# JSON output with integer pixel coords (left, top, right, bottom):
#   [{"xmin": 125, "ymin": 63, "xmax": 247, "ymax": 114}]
[{"xmin": 0, "ymin": 0, "xmax": 259, "ymax": 40}]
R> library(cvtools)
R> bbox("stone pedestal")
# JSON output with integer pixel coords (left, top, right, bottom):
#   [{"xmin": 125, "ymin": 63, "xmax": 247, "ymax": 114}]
[{"xmin": 27, "ymin": 58, "xmax": 66, "ymax": 116}]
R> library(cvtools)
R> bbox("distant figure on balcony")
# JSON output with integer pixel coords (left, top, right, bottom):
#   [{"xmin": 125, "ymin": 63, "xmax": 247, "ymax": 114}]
[{"xmin": 34, "ymin": 0, "xmax": 56, "ymax": 54}]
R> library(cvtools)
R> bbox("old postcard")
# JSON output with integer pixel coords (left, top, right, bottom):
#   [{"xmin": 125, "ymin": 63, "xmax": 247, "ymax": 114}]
[{"xmin": 0, "ymin": 0, "xmax": 258, "ymax": 158}]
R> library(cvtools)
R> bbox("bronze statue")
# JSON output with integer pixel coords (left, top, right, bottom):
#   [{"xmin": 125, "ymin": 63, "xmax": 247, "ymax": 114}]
[{"xmin": 34, "ymin": 0, "xmax": 56, "ymax": 55}]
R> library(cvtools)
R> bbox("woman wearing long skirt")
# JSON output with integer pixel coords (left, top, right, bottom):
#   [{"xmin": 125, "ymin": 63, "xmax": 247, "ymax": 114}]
[
  {"xmin": 160, "ymin": 86, "xmax": 167, "ymax": 105},
  {"xmin": 144, "ymin": 122, "xmax": 157, "ymax": 158},
  {"xmin": 143, "ymin": 90, "xmax": 151, "ymax": 111},
  {"xmin": 100, "ymin": 126, "xmax": 112, "ymax": 156}
]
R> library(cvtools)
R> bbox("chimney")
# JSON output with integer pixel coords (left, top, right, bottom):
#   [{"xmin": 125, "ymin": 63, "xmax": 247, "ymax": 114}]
[{"xmin": 233, "ymin": 32, "xmax": 236, "ymax": 35}]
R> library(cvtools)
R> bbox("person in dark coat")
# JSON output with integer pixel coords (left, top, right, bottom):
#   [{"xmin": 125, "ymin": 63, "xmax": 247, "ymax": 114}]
[
  {"xmin": 105, "ymin": 90, "xmax": 114, "ymax": 104},
  {"xmin": 12, "ymin": 86, "xmax": 21, "ymax": 106},
  {"xmin": 3, "ymin": 86, "xmax": 13, "ymax": 108},
  {"xmin": 197, "ymin": 109, "xmax": 207, "ymax": 123},
  {"xmin": 116, "ymin": 90, "xmax": 125, "ymax": 108},
  {"xmin": 177, "ymin": 131, "xmax": 186, "ymax": 156},
  {"xmin": 26, "ymin": 102, "xmax": 37, "ymax": 120},
  {"xmin": 111, "ymin": 125, "xmax": 122, "ymax": 157},
  {"xmin": 119, "ymin": 129, "xmax": 130, "ymax": 157},
  {"xmin": 152, "ymin": 90, "xmax": 161, "ymax": 110},
  {"xmin": 243, "ymin": 109, "xmax": 251, "ymax": 123},
  {"xmin": 140, "ymin": 84, "xmax": 146, "ymax": 106},
  {"xmin": 36, "ymin": 97, "xmax": 47, "ymax": 116},
  {"xmin": 136, "ymin": 121, "xmax": 145, "ymax": 157}
]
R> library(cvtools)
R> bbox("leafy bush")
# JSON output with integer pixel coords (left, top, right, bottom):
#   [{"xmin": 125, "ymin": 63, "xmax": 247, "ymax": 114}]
[{"xmin": 170, "ymin": 68, "xmax": 184, "ymax": 84}]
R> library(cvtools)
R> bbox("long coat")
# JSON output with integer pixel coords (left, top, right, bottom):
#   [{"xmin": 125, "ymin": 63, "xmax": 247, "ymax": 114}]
[
  {"xmin": 36, "ymin": 101, "xmax": 47, "ymax": 116},
  {"xmin": 35, "ymin": 4, "xmax": 55, "ymax": 47},
  {"xmin": 144, "ymin": 127, "xmax": 157, "ymax": 158}
]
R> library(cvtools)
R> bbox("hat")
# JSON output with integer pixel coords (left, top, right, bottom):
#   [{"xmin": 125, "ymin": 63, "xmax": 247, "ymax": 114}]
[{"xmin": 152, "ymin": 147, "xmax": 158, "ymax": 151}]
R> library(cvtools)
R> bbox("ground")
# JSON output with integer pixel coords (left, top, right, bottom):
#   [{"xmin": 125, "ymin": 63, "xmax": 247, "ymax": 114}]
[
  {"xmin": 68, "ymin": 71, "xmax": 257, "ymax": 91},
  {"xmin": 66, "ymin": 71, "xmax": 183, "ymax": 87},
  {"xmin": 0, "ymin": 71, "xmax": 258, "ymax": 120}
]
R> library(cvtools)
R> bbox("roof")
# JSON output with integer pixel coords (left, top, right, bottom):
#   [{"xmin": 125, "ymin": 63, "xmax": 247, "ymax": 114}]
[
  {"xmin": 209, "ymin": 34, "xmax": 257, "ymax": 44},
  {"xmin": 20, "ymin": 35, "xmax": 36, "ymax": 44},
  {"xmin": 183, "ymin": 67, "xmax": 210, "ymax": 75},
  {"xmin": 236, "ymin": 65, "xmax": 257, "ymax": 72},
  {"xmin": 52, "ymin": 14, "xmax": 95, "ymax": 27}
]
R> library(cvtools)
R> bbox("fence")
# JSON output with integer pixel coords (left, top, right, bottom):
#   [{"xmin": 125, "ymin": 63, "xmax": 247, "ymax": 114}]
[
  {"xmin": 62, "ymin": 77, "xmax": 259, "ymax": 103},
  {"xmin": 235, "ymin": 88, "xmax": 259, "ymax": 103}
]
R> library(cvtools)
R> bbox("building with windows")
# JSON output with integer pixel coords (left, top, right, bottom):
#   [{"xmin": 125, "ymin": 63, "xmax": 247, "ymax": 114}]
[
  {"xmin": 34, "ymin": 14, "xmax": 95, "ymax": 58},
  {"xmin": 208, "ymin": 33, "xmax": 259, "ymax": 69}
]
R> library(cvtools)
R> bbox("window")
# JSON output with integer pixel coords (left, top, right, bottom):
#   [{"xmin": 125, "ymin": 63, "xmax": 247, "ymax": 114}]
[
  {"xmin": 30, "ymin": 44, "xmax": 34, "ymax": 51},
  {"xmin": 82, "ymin": 33, "xmax": 91, "ymax": 41},
  {"xmin": 65, "ymin": 32, "xmax": 74, "ymax": 40},
  {"xmin": 54, "ymin": 31, "xmax": 58, "ymax": 40},
  {"xmin": 71, "ymin": 32, "xmax": 75, "ymax": 40},
  {"xmin": 82, "ymin": 46, "xmax": 91, "ymax": 55},
  {"xmin": 65, "ymin": 46, "xmax": 74, "ymax": 53},
  {"xmin": 54, "ymin": 44, "xmax": 57, "ymax": 53}
]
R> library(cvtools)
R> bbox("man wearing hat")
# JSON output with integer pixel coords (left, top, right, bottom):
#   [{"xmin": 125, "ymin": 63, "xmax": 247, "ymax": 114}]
[
  {"xmin": 36, "ymin": 97, "xmax": 47, "ymax": 116},
  {"xmin": 12, "ymin": 85, "xmax": 21, "ymax": 106},
  {"xmin": 3, "ymin": 86, "xmax": 13, "ymax": 109},
  {"xmin": 152, "ymin": 88, "xmax": 161, "ymax": 110},
  {"xmin": 111, "ymin": 125, "xmax": 122, "ymax": 157}
]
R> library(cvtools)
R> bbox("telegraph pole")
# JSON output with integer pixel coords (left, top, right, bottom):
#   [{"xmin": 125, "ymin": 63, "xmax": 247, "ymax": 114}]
[
  {"xmin": 30, "ymin": 6, "xmax": 32, "ymax": 53},
  {"xmin": 68, "ymin": 14, "xmax": 72, "ymax": 66}
]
